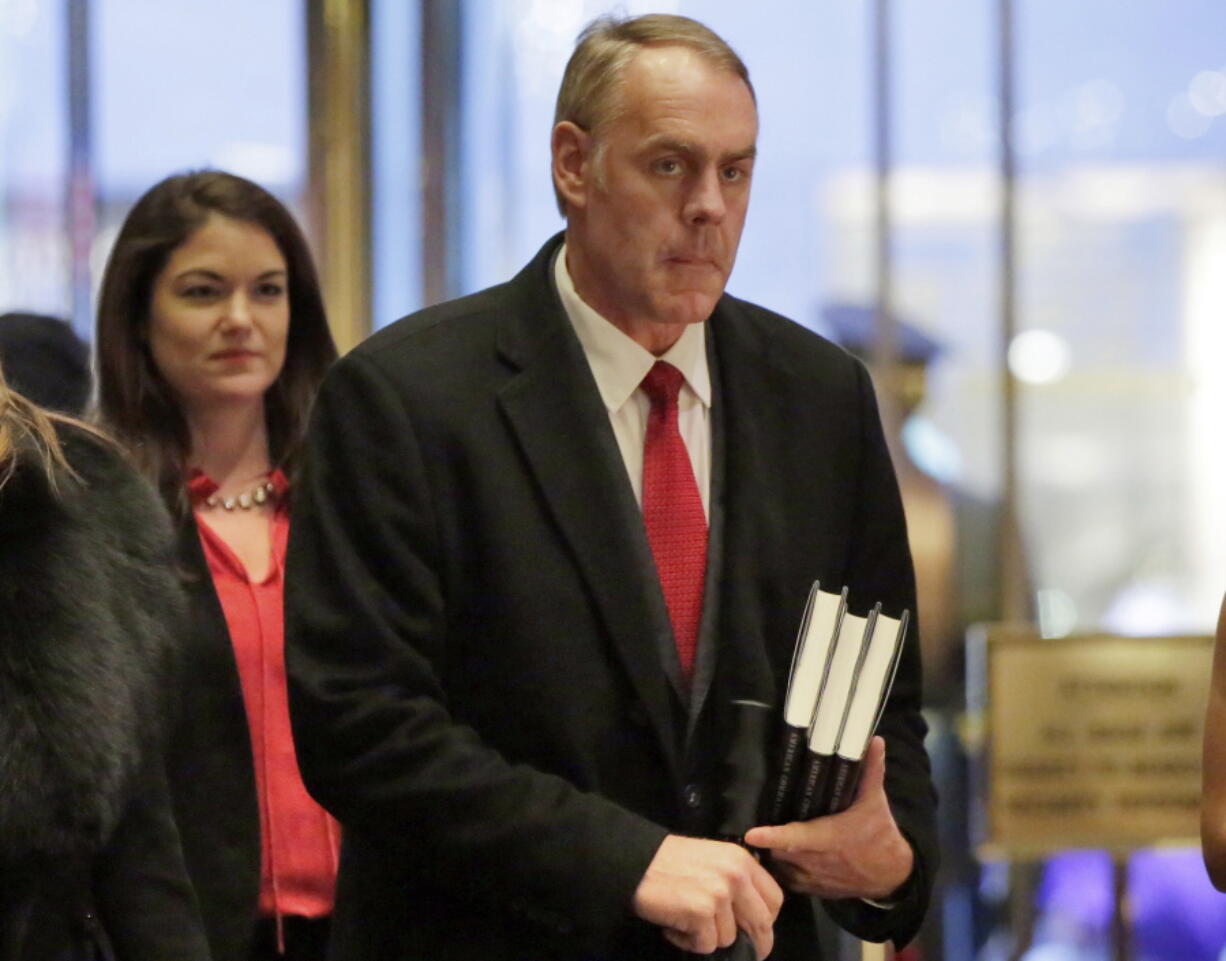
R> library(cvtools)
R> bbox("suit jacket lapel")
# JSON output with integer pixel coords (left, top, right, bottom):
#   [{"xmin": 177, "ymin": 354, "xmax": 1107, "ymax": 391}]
[
  {"xmin": 495, "ymin": 239, "xmax": 683, "ymax": 780},
  {"xmin": 700, "ymin": 307, "xmax": 787, "ymax": 712},
  {"xmin": 684, "ymin": 333, "xmax": 726, "ymax": 736}
]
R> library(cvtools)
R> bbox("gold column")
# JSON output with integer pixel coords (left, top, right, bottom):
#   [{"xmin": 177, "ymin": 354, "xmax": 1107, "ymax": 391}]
[{"xmin": 307, "ymin": 0, "xmax": 371, "ymax": 354}]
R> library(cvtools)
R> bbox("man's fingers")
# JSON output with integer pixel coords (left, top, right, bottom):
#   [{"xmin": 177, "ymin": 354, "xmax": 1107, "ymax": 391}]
[
  {"xmin": 746, "ymin": 736, "xmax": 893, "ymax": 852},
  {"xmin": 727, "ymin": 869, "xmax": 775, "ymax": 958},
  {"xmin": 659, "ymin": 893, "xmax": 734, "ymax": 955},
  {"xmin": 745, "ymin": 817, "xmax": 832, "ymax": 852},
  {"xmin": 634, "ymin": 835, "xmax": 782, "ymax": 956},
  {"xmin": 739, "ymin": 736, "xmax": 915, "ymax": 901},
  {"xmin": 714, "ymin": 890, "xmax": 738, "ymax": 951},
  {"xmin": 749, "ymin": 850, "xmax": 787, "ymax": 915},
  {"xmin": 856, "ymin": 735, "xmax": 887, "ymax": 801},
  {"xmin": 744, "ymin": 823, "xmax": 785, "ymax": 850}
]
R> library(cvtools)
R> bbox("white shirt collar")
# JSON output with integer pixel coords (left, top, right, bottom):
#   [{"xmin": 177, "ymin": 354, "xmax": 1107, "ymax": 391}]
[{"xmin": 554, "ymin": 242, "xmax": 711, "ymax": 414}]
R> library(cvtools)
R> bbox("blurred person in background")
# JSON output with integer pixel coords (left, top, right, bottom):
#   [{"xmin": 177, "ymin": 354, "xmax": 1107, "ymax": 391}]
[
  {"xmin": 0, "ymin": 361, "xmax": 209, "ymax": 961},
  {"xmin": 827, "ymin": 302, "xmax": 1018, "ymax": 961},
  {"xmin": 0, "ymin": 311, "xmax": 91, "ymax": 414},
  {"xmin": 824, "ymin": 302, "xmax": 1010, "ymax": 705},
  {"xmin": 94, "ymin": 170, "xmax": 339, "ymax": 961}
]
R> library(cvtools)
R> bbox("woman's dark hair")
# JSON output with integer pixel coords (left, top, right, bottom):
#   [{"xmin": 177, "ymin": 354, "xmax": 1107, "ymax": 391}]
[{"xmin": 94, "ymin": 170, "xmax": 337, "ymax": 513}]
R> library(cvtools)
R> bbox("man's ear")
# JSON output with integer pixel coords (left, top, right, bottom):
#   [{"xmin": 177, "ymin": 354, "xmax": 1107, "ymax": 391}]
[{"xmin": 551, "ymin": 121, "xmax": 591, "ymax": 212}]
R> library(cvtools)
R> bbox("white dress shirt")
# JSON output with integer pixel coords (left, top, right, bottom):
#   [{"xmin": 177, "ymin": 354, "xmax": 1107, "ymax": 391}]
[{"xmin": 553, "ymin": 244, "xmax": 711, "ymax": 518}]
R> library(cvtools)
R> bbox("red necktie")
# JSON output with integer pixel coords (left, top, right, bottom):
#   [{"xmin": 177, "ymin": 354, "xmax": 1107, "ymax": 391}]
[{"xmin": 640, "ymin": 361, "xmax": 708, "ymax": 679}]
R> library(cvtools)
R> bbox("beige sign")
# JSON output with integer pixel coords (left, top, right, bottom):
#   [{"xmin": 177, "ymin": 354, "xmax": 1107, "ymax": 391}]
[{"xmin": 977, "ymin": 627, "xmax": 1211, "ymax": 856}]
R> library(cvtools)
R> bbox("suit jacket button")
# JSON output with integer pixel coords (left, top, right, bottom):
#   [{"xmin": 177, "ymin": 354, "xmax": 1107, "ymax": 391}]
[{"xmin": 683, "ymin": 784, "xmax": 703, "ymax": 810}]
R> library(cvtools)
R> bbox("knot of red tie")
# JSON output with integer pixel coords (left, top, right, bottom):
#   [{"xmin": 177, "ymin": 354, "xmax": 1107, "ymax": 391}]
[
  {"xmin": 640, "ymin": 361, "xmax": 707, "ymax": 680},
  {"xmin": 640, "ymin": 359, "xmax": 686, "ymax": 409}
]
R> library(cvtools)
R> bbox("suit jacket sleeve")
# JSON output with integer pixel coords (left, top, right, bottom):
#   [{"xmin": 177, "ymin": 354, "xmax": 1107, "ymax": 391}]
[
  {"xmin": 93, "ymin": 755, "xmax": 212, "ymax": 961},
  {"xmin": 820, "ymin": 359, "xmax": 938, "ymax": 947},
  {"xmin": 285, "ymin": 350, "xmax": 668, "ymax": 952}
]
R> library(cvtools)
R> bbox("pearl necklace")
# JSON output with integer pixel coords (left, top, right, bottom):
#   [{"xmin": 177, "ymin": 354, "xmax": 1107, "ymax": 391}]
[{"xmin": 204, "ymin": 480, "xmax": 277, "ymax": 511}]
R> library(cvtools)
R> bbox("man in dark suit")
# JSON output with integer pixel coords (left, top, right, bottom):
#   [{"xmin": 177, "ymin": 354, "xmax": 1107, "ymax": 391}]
[{"xmin": 285, "ymin": 13, "xmax": 937, "ymax": 961}]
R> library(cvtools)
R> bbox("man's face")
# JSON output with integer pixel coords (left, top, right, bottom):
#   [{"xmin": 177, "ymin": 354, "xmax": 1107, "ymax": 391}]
[{"xmin": 557, "ymin": 45, "xmax": 758, "ymax": 353}]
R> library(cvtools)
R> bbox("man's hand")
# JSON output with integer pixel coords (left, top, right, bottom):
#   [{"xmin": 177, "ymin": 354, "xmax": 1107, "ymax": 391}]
[
  {"xmin": 743, "ymin": 736, "xmax": 913, "ymax": 901},
  {"xmin": 632, "ymin": 834, "xmax": 784, "ymax": 959}
]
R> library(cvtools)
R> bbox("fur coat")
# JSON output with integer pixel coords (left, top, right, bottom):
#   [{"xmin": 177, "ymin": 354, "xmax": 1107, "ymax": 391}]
[{"xmin": 0, "ymin": 425, "xmax": 210, "ymax": 961}]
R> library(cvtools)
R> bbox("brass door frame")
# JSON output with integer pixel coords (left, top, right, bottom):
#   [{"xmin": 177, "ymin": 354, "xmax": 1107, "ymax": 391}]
[{"xmin": 306, "ymin": 0, "xmax": 372, "ymax": 354}]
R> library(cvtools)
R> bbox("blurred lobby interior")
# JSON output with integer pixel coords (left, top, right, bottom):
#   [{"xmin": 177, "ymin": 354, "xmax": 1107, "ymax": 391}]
[{"xmin": 3, "ymin": 1, "xmax": 1226, "ymax": 959}]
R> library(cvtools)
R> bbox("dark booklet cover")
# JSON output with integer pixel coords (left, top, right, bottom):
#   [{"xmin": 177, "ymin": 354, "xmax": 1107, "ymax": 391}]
[
  {"xmin": 820, "ymin": 609, "xmax": 910, "ymax": 815},
  {"xmin": 794, "ymin": 606, "xmax": 874, "ymax": 821},
  {"xmin": 763, "ymin": 583, "xmax": 847, "ymax": 824},
  {"xmin": 761, "ymin": 585, "xmax": 911, "ymax": 825}
]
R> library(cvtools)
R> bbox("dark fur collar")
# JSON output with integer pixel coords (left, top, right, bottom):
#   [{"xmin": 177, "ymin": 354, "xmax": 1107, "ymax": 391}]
[{"xmin": 0, "ymin": 428, "xmax": 183, "ymax": 858}]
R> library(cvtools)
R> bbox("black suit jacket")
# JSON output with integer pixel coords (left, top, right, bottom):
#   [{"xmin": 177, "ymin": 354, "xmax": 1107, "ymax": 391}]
[
  {"xmin": 165, "ymin": 519, "xmax": 262, "ymax": 961},
  {"xmin": 286, "ymin": 234, "xmax": 937, "ymax": 960}
]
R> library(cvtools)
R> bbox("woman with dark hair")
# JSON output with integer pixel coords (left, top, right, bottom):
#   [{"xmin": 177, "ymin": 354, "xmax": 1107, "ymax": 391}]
[
  {"xmin": 0, "ymin": 364, "xmax": 209, "ymax": 961},
  {"xmin": 95, "ymin": 170, "xmax": 339, "ymax": 961}
]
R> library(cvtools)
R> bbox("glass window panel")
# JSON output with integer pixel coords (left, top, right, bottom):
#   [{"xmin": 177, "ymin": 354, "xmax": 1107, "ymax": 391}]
[
  {"xmin": 0, "ymin": 0, "xmax": 70, "ymax": 319},
  {"xmin": 371, "ymin": 0, "xmax": 423, "ymax": 327},
  {"xmin": 94, "ymin": 0, "xmax": 305, "ymax": 195},
  {"xmin": 889, "ymin": 0, "xmax": 998, "ymax": 499},
  {"xmin": 1016, "ymin": 0, "xmax": 1226, "ymax": 636},
  {"xmin": 92, "ymin": 0, "xmax": 307, "ymax": 308}
]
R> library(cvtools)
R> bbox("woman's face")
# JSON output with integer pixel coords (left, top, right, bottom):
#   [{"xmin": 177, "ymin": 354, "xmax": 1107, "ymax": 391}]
[{"xmin": 147, "ymin": 213, "xmax": 290, "ymax": 416}]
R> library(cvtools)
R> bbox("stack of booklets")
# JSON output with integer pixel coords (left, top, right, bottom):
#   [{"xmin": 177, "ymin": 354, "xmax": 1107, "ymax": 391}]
[{"xmin": 763, "ymin": 582, "xmax": 909, "ymax": 823}]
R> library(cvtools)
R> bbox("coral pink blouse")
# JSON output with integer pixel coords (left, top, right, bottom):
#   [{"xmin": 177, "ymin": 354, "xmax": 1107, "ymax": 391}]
[{"xmin": 189, "ymin": 470, "xmax": 339, "ymax": 927}]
